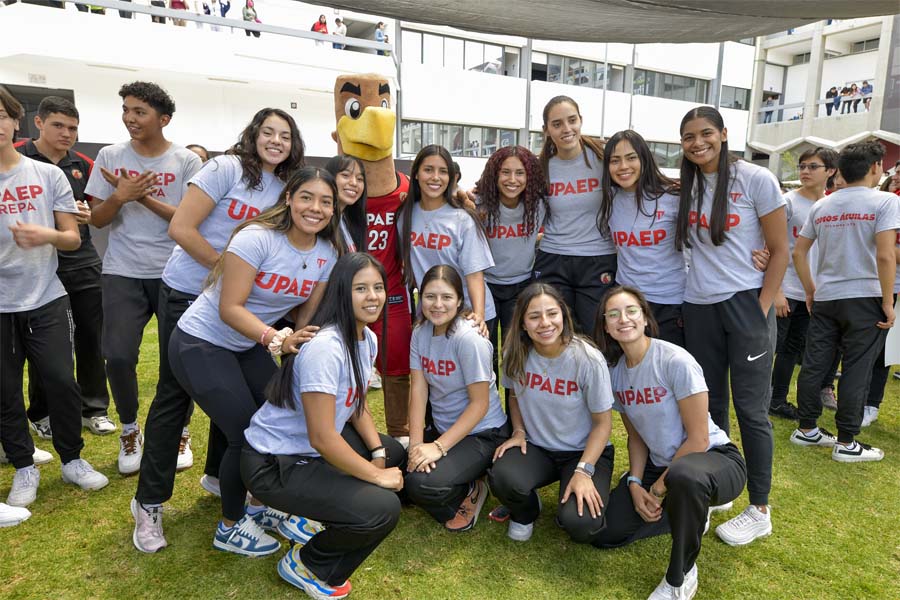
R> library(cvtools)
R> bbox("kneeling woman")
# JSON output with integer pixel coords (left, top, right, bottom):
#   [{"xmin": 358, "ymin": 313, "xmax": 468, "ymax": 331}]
[
  {"xmin": 489, "ymin": 283, "xmax": 614, "ymax": 543},
  {"xmin": 242, "ymin": 253, "xmax": 405, "ymax": 599},
  {"xmin": 405, "ymin": 265, "xmax": 508, "ymax": 532},
  {"xmin": 593, "ymin": 286, "xmax": 746, "ymax": 600}
]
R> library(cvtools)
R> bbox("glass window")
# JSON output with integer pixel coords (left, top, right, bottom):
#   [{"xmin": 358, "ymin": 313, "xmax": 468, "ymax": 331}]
[
  {"xmin": 483, "ymin": 44, "xmax": 503, "ymax": 74},
  {"xmin": 722, "ymin": 85, "xmax": 749, "ymax": 110},
  {"xmin": 547, "ymin": 55, "xmax": 563, "ymax": 83},
  {"xmin": 464, "ymin": 40, "xmax": 484, "ymax": 71},
  {"xmin": 465, "ymin": 126, "xmax": 483, "ymax": 156},
  {"xmin": 500, "ymin": 129, "xmax": 517, "ymax": 150},
  {"xmin": 565, "ymin": 58, "xmax": 593, "ymax": 87},
  {"xmin": 482, "ymin": 128, "xmax": 500, "ymax": 156},
  {"xmin": 529, "ymin": 131, "xmax": 544, "ymax": 154},
  {"xmin": 422, "ymin": 123, "xmax": 437, "ymax": 147},
  {"xmin": 401, "ymin": 121, "xmax": 422, "ymax": 155},
  {"xmin": 444, "ymin": 37, "xmax": 464, "ymax": 70},
  {"xmin": 447, "ymin": 124, "xmax": 465, "ymax": 156},
  {"xmin": 422, "ymin": 34, "xmax": 443, "ymax": 67},
  {"xmin": 401, "ymin": 30, "xmax": 422, "ymax": 64},
  {"xmin": 608, "ymin": 64, "xmax": 625, "ymax": 92}
]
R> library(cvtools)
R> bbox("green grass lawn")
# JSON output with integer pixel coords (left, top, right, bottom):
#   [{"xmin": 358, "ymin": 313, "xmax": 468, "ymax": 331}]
[{"xmin": 2, "ymin": 319, "xmax": 899, "ymax": 599}]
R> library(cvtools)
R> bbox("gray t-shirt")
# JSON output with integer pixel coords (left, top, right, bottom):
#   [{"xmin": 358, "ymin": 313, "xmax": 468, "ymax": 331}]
[
  {"xmin": 540, "ymin": 151, "xmax": 615, "ymax": 256},
  {"xmin": 781, "ymin": 190, "xmax": 819, "ymax": 301},
  {"xmin": 404, "ymin": 202, "xmax": 496, "ymax": 320},
  {"xmin": 245, "ymin": 326, "xmax": 377, "ymax": 457},
  {"xmin": 162, "ymin": 155, "xmax": 282, "ymax": 295},
  {"xmin": 177, "ymin": 225, "xmax": 336, "ymax": 351},
  {"xmin": 502, "ymin": 339, "xmax": 613, "ymax": 452},
  {"xmin": 481, "ymin": 200, "xmax": 545, "ymax": 285},
  {"xmin": 799, "ymin": 186, "xmax": 900, "ymax": 301},
  {"xmin": 609, "ymin": 191, "xmax": 685, "ymax": 304},
  {"xmin": 683, "ymin": 161, "xmax": 785, "ymax": 304},
  {"xmin": 410, "ymin": 319, "xmax": 506, "ymax": 435},
  {"xmin": 610, "ymin": 339, "xmax": 729, "ymax": 467},
  {"xmin": 0, "ymin": 156, "xmax": 78, "ymax": 312},
  {"xmin": 85, "ymin": 141, "xmax": 202, "ymax": 278}
]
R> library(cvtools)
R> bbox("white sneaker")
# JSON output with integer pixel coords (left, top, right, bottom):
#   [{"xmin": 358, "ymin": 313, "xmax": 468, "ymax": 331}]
[
  {"xmin": 30, "ymin": 417, "xmax": 52, "ymax": 440},
  {"xmin": 131, "ymin": 498, "xmax": 167, "ymax": 553},
  {"xmin": 861, "ymin": 406, "xmax": 879, "ymax": 428},
  {"xmin": 369, "ymin": 371, "xmax": 382, "ymax": 390},
  {"xmin": 176, "ymin": 431, "xmax": 193, "ymax": 471},
  {"xmin": 200, "ymin": 474, "xmax": 221, "ymax": 497},
  {"xmin": 118, "ymin": 427, "xmax": 143, "ymax": 475},
  {"xmin": 715, "ymin": 505, "xmax": 772, "ymax": 546},
  {"xmin": 648, "ymin": 564, "xmax": 698, "ymax": 600},
  {"xmin": 832, "ymin": 440, "xmax": 884, "ymax": 463},
  {"xmin": 82, "ymin": 415, "xmax": 117, "ymax": 435},
  {"xmin": 790, "ymin": 428, "xmax": 837, "ymax": 447},
  {"xmin": 0, "ymin": 446, "xmax": 53, "ymax": 465},
  {"xmin": 708, "ymin": 501, "xmax": 733, "ymax": 513},
  {"xmin": 61, "ymin": 458, "xmax": 109, "ymax": 491},
  {"xmin": 7, "ymin": 467, "xmax": 40, "ymax": 507},
  {"xmin": 213, "ymin": 514, "xmax": 281, "ymax": 557},
  {"xmin": 0, "ymin": 502, "xmax": 31, "ymax": 527},
  {"xmin": 393, "ymin": 436, "xmax": 410, "ymax": 450},
  {"xmin": 508, "ymin": 519, "xmax": 534, "ymax": 542}
]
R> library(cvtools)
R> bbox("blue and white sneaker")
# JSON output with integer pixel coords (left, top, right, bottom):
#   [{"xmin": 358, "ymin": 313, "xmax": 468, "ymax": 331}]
[
  {"xmin": 213, "ymin": 514, "xmax": 281, "ymax": 557},
  {"xmin": 250, "ymin": 506, "xmax": 289, "ymax": 532},
  {"xmin": 278, "ymin": 546, "xmax": 351, "ymax": 599},
  {"xmin": 277, "ymin": 514, "xmax": 325, "ymax": 545}
]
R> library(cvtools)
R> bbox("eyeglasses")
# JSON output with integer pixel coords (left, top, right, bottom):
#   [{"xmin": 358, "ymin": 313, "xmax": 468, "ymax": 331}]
[
  {"xmin": 604, "ymin": 306, "xmax": 642, "ymax": 321},
  {"xmin": 797, "ymin": 163, "xmax": 825, "ymax": 171}
]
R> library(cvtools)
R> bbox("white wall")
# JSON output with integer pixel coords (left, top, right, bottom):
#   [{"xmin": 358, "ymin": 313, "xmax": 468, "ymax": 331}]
[
  {"xmin": 635, "ymin": 43, "xmax": 718, "ymax": 79},
  {"xmin": 821, "ymin": 52, "xmax": 879, "ymax": 92},
  {"xmin": 763, "ymin": 63, "xmax": 785, "ymax": 94},
  {"xmin": 782, "ymin": 63, "xmax": 808, "ymax": 119},
  {"xmin": 719, "ymin": 107, "xmax": 748, "ymax": 152},
  {"xmin": 721, "ymin": 42, "xmax": 756, "ymax": 90}
]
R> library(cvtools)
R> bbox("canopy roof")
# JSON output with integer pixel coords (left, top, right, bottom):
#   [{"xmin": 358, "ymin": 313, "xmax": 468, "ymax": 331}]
[{"xmin": 325, "ymin": 1, "xmax": 896, "ymax": 42}]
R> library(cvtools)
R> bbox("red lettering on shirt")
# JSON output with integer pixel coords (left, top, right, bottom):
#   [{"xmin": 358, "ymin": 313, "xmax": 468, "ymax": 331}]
[
  {"xmin": 524, "ymin": 372, "xmax": 579, "ymax": 396},
  {"xmin": 0, "ymin": 202, "xmax": 37, "ymax": 214},
  {"xmin": 548, "ymin": 178, "xmax": 600, "ymax": 197},
  {"xmin": 254, "ymin": 271, "xmax": 317, "ymax": 298},
  {"xmin": 344, "ymin": 387, "xmax": 359, "ymax": 407},
  {"xmin": 729, "ymin": 192, "xmax": 743, "ymax": 204},
  {"xmin": 410, "ymin": 231, "xmax": 452, "ymax": 250},
  {"xmin": 486, "ymin": 224, "xmax": 527, "ymax": 239},
  {"xmin": 814, "ymin": 213, "xmax": 876, "ymax": 225},
  {"xmin": 615, "ymin": 386, "xmax": 668, "ymax": 406},
  {"xmin": 613, "ymin": 229, "xmax": 667, "ymax": 247},
  {"xmin": 1, "ymin": 185, "xmax": 43, "ymax": 202},
  {"xmin": 688, "ymin": 211, "xmax": 741, "ymax": 231},
  {"xmin": 421, "ymin": 357, "xmax": 457, "ymax": 376},
  {"xmin": 226, "ymin": 199, "xmax": 261, "ymax": 221},
  {"xmin": 792, "ymin": 226, "xmax": 800, "ymax": 239}
]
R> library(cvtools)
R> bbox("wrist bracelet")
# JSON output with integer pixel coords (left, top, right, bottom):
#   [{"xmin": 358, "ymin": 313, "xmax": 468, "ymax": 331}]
[
  {"xmin": 512, "ymin": 428, "xmax": 527, "ymax": 437},
  {"xmin": 626, "ymin": 475, "xmax": 643, "ymax": 487},
  {"xmin": 371, "ymin": 447, "xmax": 387, "ymax": 460},
  {"xmin": 267, "ymin": 327, "xmax": 294, "ymax": 357},
  {"xmin": 574, "ymin": 468, "xmax": 592, "ymax": 479},
  {"xmin": 260, "ymin": 327, "xmax": 273, "ymax": 346},
  {"xmin": 433, "ymin": 440, "xmax": 448, "ymax": 457}
]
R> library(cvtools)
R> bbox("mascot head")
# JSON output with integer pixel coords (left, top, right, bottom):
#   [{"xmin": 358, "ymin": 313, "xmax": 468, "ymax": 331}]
[{"xmin": 333, "ymin": 73, "xmax": 395, "ymax": 162}]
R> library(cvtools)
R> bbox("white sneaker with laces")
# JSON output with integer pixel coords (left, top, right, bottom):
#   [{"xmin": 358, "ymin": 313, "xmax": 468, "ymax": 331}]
[
  {"xmin": 7, "ymin": 467, "xmax": 40, "ymax": 507},
  {"xmin": 131, "ymin": 498, "xmax": 167, "ymax": 553},
  {"xmin": 118, "ymin": 427, "xmax": 143, "ymax": 475},
  {"xmin": 176, "ymin": 431, "xmax": 193, "ymax": 471},
  {"xmin": 30, "ymin": 416, "xmax": 53, "ymax": 440},
  {"xmin": 790, "ymin": 428, "xmax": 837, "ymax": 447},
  {"xmin": 200, "ymin": 474, "xmax": 221, "ymax": 497},
  {"xmin": 860, "ymin": 406, "xmax": 879, "ymax": 428},
  {"xmin": 508, "ymin": 520, "xmax": 534, "ymax": 542},
  {"xmin": 61, "ymin": 458, "xmax": 109, "ymax": 491},
  {"xmin": 0, "ymin": 502, "xmax": 31, "ymax": 527},
  {"xmin": 82, "ymin": 415, "xmax": 117, "ymax": 435},
  {"xmin": 832, "ymin": 440, "xmax": 884, "ymax": 463},
  {"xmin": 715, "ymin": 505, "xmax": 772, "ymax": 546},
  {"xmin": 368, "ymin": 371, "xmax": 382, "ymax": 390},
  {"xmin": 708, "ymin": 501, "xmax": 733, "ymax": 514},
  {"xmin": 0, "ymin": 446, "xmax": 53, "ymax": 465},
  {"xmin": 648, "ymin": 564, "xmax": 698, "ymax": 600},
  {"xmin": 213, "ymin": 514, "xmax": 281, "ymax": 557}
]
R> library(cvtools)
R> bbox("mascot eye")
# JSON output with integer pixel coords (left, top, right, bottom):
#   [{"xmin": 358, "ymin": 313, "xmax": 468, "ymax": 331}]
[
  {"xmin": 344, "ymin": 98, "xmax": 362, "ymax": 119},
  {"xmin": 381, "ymin": 99, "xmax": 389, "ymax": 109}
]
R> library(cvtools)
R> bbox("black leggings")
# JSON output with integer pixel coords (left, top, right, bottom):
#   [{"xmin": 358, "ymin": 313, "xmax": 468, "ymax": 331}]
[
  {"xmin": 594, "ymin": 444, "xmax": 746, "ymax": 587},
  {"xmin": 169, "ymin": 327, "xmax": 276, "ymax": 521},
  {"xmin": 489, "ymin": 442, "xmax": 614, "ymax": 543},
  {"xmin": 241, "ymin": 425, "xmax": 405, "ymax": 586}
]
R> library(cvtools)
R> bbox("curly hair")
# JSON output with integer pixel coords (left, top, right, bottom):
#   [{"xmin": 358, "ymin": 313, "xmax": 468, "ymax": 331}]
[
  {"xmin": 476, "ymin": 145, "xmax": 548, "ymax": 237},
  {"xmin": 118, "ymin": 81, "xmax": 176, "ymax": 117},
  {"xmin": 225, "ymin": 108, "xmax": 305, "ymax": 191}
]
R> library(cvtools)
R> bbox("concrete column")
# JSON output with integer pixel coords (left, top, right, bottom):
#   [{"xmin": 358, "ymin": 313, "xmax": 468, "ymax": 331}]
[
  {"xmin": 870, "ymin": 16, "xmax": 895, "ymax": 131},
  {"xmin": 801, "ymin": 21, "xmax": 825, "ymax": 136},
  {"xmin": 747, "ymin": 39, "xmax": 767, "ymax": 155},
  {"xmin": 767, "ymin": 151, "xmax": 782, "ymax": 180},
  {"xmin": 519, "ymin": 38, "xmax": 533, "ymax": 147}
]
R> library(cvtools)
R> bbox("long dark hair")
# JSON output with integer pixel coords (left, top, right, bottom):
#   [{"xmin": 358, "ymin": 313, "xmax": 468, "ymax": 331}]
[
  {"xmin": 266, "ymin": 252, "xmax": 386, "ymax": 414},
  {"xmin": 476, "ymin": 145, "xmax": 548, "ymax": 236},
  {"xmin": 593, "ymin": 285, "xmax": 659, "ymax": 366},
  {"xmin": 598, "ymin": 130, "xmax": 676, "ymax": 235},
  {"xmin": 415, "ymin": 265, "xmax": 472, "ymax": 336},
  {"xmin": 225, "ymin": 108, "xmax": 305, "ymax": 190},
  {"xmin": 674, "ymin": 106, "xmax": 736, "ymax": 250},
  {"xmin": 538, "ymin": 96, "xmax": 606, "ymax": 183},
  {"xmin": 324, "ymin": 155, "xmax": 368, "ymax": 252},
  {"xmin": 397, "ymin": 144, "xmax": 485, "ymax": 286},
  {"xmin": 204, "ymin": 167, "xmax": 341, "ymax": 289}
]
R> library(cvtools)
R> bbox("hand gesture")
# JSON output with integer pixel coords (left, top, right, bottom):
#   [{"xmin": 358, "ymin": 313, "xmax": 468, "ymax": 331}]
[
  {"xmin": 101, "ymin": 167, "xmax": 157, "ymax": 202},
  {"xmin": 629, "ymin": 484, "xmax": 662, "ymax": 522},
  {"xmin": 374, "ymin": 466, "xmax": 404, "ymax": 491},
  {"xmin": 8, "ymin": 221, "xmax": 55, "ymax": 249},
  {"xmin": 282, "ymin": 325, "xmax": 320, "ymax": 354},
  {"xmin": 74, "ymin": 200, "xmax": 92, "ymax": 225},
  {"xmin": 407, "ymin": 442, "xmax": 443, "ymax": 473},
  {"xmin": 561, "ymin": 471, "xmax": 604, "ymax": 519},
  {"xmin": 493, "ymin": 431, "xmax": 527, "ymax": 461}
]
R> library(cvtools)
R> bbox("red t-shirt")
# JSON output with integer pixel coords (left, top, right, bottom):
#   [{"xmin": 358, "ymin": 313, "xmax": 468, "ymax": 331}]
[{"xmin": 366, "ymin": 172, "xmax": 409, "ymax": 297}]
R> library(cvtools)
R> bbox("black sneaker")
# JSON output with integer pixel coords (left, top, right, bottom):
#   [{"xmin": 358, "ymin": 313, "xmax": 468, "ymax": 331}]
[{"xmin": 769, "ymin": 401, "xmax": 799, "ymax": 420}]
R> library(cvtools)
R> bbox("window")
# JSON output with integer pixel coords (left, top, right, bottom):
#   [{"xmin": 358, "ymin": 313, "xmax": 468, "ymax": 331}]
[
  {"xmin": 444, "ymin": 37, "xmax": 464, "ymax": 70},
  {"xmin": 531, "ymin": 53, "xmax": 624, "ymax": 91},
  {"xmin": 793, "ymin": 52, "xmax": 811, "ymax": 65},
  {"xmin": 721, "ymin": 85, "xmax": 751, "ymax": 110},
  {"xmin": 401, "ymin": 29, "xmax": 507, "ymax": 74},
  {"xmin": 401, "ymin": 30, "xmax": 422, "ymax": 64},
  {"xmin": 647, "ymin": 141, "xmax": 682, "ymax": 169},
  {"xmin": 400, "ymin": 120, "xmax": 518, "ymax": 156},
  {"xmin": 3, "ymin": 84, "xmax": 77, "ymax": 141},
  {"xmin": 851, "ymin": 38, "xmax": 879, "ymax": 53},
  {"xmin": 633, "ymin": 69, "xmax": 708, "ymax": 103},
  {"xmin": 529, "ymin": 132, "xmax": 545, "ymax": 154}
]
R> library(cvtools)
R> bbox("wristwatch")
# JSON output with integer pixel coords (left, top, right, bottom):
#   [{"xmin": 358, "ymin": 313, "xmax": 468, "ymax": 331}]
[{"xmin": 576, "ymin": 461, "xmax": 595, "ymax": 477}]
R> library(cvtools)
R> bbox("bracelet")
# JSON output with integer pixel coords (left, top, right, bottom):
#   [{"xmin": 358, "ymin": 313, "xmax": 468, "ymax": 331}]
[
  {"xmin": 371, "ymin": 446, "xmax": 387, "ymax": 460},
  {"xmin": 512, "ymin": 428, "xmax": 527, "ymax": 437},
  {"xmin": 433, "ymin": 440, "xmax": 448, "ymax": 457},
  {"xmin": 267, "ymin": 327, "xmax": 294, "ymax": 357},
  {"xmin": 260, "ymin": 326, "xmax": 273, "ymax": 346},
  {"xmin": 626, "ymin": 475, "xmax": 643, "ymax": 487},
  {"xmin": 574, "ymin": 468, "xmax": 592, "ymax": 479}
]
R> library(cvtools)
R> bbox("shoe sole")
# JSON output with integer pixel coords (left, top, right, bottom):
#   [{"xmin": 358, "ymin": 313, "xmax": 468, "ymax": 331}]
[
  {"xmin": 213, "ymin": 537, "xmax": 280, "ymax": 557},
  {"xmin": 7, "ymin": 494, "xmax": 37, "ymax": 508},
  {"xmin": 445, "ymin": 480, "xmax": 489, "ymax": 533},
  {"xmin": 33, "ymin": 453, "xmax": 53, "ymax": 466},
  {"xmin": 0, "ymin": 514, "xmax": 30, "ymax": 527},
  {"xmin": 130, "ymin": 500, "xmax": 167, "ymax": 553},
  {"xmin": 832, "ymin": 452, "xmax": 884, "ymax": 463},
  {"xmin": 118, "ymin": 466, "xmax": 141, "ymax": 477},
  {"xmin": 716, "ymin": 525, "xmax": 772, "ymax": 547},
  {"xmin": 61, "ymin": 474, "xmax": 109, "ymax": 491},
  {"xmin": 200, "ymin": 476, "xmax": 221, "ymax": 498},
  {"xmin": 277, "ymin": 557, "xmax": 348, "ymax": 600},
  {"xmin": 276, "ymin": 521, "xmax": 320, "ymax": 545},
  {"xmin": 175, "ymin": 460, "xmax": 194, "ymax": 472}
]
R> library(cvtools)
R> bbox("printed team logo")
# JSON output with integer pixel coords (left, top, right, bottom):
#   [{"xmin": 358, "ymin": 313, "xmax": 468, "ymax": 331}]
[
  {"xmin": 600, "ymin": 272, "xmax": 612, "ymax": 285},
  {"xmin": 317, "ymin": 258, "xmax": 328, "ymax": 268},
  {"xmin": 729, "ymin": 192, "xmax": 743, "ymax": 204},
  {"xmin": 71, "ymin": 169, "xmax": 83, "ymax": 180}
]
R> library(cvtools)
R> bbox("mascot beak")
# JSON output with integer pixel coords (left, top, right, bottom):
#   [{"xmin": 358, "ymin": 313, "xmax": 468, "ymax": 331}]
[{"xmin": 337, "ymin": 107, "xmax": 395, "ymax": 162}]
